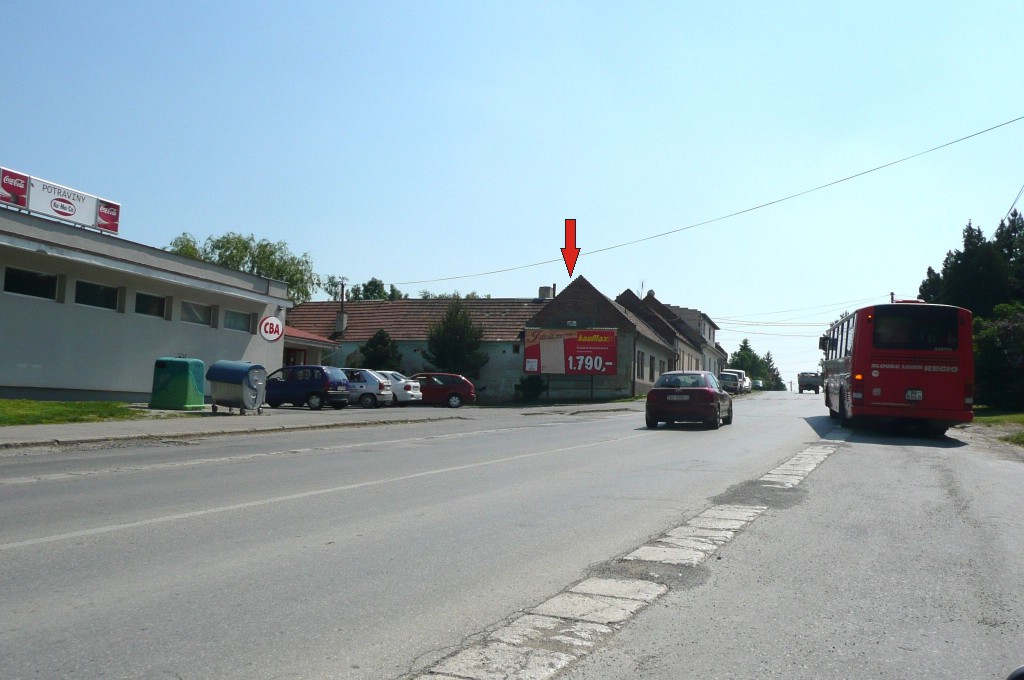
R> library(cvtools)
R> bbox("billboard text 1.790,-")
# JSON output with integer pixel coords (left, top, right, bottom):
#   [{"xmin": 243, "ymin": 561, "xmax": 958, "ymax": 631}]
[{"xmin": 523, "ymin": 328, "xmax": 618, "ymax": 375}]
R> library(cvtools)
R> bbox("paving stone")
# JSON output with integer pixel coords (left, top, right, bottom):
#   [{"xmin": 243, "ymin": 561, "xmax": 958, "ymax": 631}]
[
  {"xmin": 686, "ymin": 516, "xmax": 748, "ymax": 530},
  {"xmin": 533, "ymin": 591, "xmax": 648, "ymax": 624},
  {"xmin": 701, "ymin": 506, "xmax": 765, "ymax": 521},
  {"xmin": 431, "ymin": 642, "xmax": 575, "ymax": 680},
  {"xmin": 657, "ymin": 535, "xmax": 719, "ymax": 552},
  {"xmin": 490, "ymin": 614, "xmax": 612, "ymax": 652},
  {"xmin": 570, "ymin": 577, "xmax": 667, "ymax": 602},
  {"xmin": 665, "ymin": 525, "xmax": 735, "ymax": 544},
  {"xmin": 624, "ymin": 544, "xmax": 708, "ymax": 566}
]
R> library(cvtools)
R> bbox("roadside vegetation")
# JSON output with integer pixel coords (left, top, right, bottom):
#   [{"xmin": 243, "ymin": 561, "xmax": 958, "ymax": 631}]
[
  {"xmin": 972, "ymin": 407, "xmax": 1024, "ymax": 447},
  {"xmin": 0, "ymin": 400, "xmax": 150, "ymax": 427}
]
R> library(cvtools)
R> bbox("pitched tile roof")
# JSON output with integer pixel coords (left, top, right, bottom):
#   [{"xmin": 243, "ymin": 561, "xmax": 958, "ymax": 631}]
[
  {"xmin": 284, "ymin": 325, "xmax": 338, "ymax": 347},
  {"xmin": 287, "ymin": 298, "xmax": 550, "ymax": 343}
]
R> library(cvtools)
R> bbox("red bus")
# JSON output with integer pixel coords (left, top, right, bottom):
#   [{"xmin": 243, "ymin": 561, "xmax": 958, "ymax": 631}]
[{"xmin": 819, "ymin": 302, "xmax": 974, "ymax": 436}]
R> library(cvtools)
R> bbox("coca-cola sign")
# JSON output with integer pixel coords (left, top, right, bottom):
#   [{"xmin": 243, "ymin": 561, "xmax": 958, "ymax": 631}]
[
  {"xmin": 1, "ymin": 165, "xmax": 120, "ymax": 234},
  {"xmin": 0, "ymin": 168, "xmax": 29, "ymax": 208}
]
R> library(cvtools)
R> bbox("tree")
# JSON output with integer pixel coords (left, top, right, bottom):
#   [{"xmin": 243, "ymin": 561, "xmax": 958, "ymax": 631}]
[
  {"xmin": 727, "ymin": 339, "xmax": 784, "ymax": 390},
  {"xmin": 762, "ymin": 351, "xmax": 785, "ymax": 390},
  {"xmin": 167, "ymin": 232, "xmax": 320, "ymax": 303},
  {"xmin": 348, "ymin": 277, "xmax": 407, "ymax": 301},
  {"xmin": 918, "ymin": 221, "xmax": 1013, "ymax": 317},
  {"xmin": 359, "ymin": 329, "xmax": 403, "ymax": 370},
  {"xmin": 974, "ymin": 302, "xmax": 1024, "ymax": 408},
  {"xmin": 322, "ymin": 275, "xmax": 347, "ymax": 301},
  {"xmin": 993, "ymin": 209, "xmax": 1024, "ymax": 300},
  {"xmin": 419, "ymin": 290, "xmax": 490, "ymax": 299},
  {"xmin": 422, "ymin": 298, "xmax": 490, "ymax": 379}
]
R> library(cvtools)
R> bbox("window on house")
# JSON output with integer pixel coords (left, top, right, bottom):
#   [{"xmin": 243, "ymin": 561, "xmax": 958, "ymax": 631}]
[
  {"xmin": 650, "ymin": 355, "xmax": 656, "ymax": 381},
  {"xmin": 135, "ymin": 292, "xmax": 166, "ymax": 318},
  {"xmin": 637, "ymin": 351, "xmax": 645, "ymax": 379},
  {"xmin": 75, "ymin": 281, "xmax": 119, "ymax": 310},
  {"xmin": 512, "ymin": 343, "xmax": 520, "ymax": 354},
  {"xmin": 4, "ymin": 267, "xmax": 58, "ymax": 300},
  {"xmin": 181, "ymin": 301, "xmax": 213, "ymax": 325},
  {"xmin": 224, "ymin": 309, "xmax": 254, "ymax": 332}
]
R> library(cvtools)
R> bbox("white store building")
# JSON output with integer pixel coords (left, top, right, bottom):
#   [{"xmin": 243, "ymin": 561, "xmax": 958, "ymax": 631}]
[{"xmin": 0, "ymin": 206, "xmax": 293, "ymax": 402}]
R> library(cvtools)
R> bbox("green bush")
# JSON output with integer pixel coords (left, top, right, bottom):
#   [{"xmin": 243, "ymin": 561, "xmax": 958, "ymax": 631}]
[{"xmin": 518, "ymin": 375, "xmax": 546, "ymax": 402}]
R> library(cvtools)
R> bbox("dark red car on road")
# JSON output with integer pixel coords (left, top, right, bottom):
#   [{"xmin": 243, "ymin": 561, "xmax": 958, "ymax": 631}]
[
  {"xmin": 645, "ymin": 370, "xmax": 734, "ymax": 430},
  {"xmin": 410, "ymin": 372, "xmax": 476, "ymax": 408}
]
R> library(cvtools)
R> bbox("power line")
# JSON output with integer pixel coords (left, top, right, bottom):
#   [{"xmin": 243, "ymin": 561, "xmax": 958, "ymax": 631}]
[
  {"xmin": 717, "ymin": 327, "xmax": 820, "ymax": 338},
  {"xmin": 1005, "ymin": 182, "xmax": 1024, "ymax": 221},
  {"xmin": 393, "ymin": 114, "xmax": 1024, "ymax": 287}
]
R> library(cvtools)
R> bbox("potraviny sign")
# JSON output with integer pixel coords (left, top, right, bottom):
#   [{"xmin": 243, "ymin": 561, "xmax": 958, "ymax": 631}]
[{"xmin": 1, "ymin": 166, "xmax": 120, "ymax": 234}]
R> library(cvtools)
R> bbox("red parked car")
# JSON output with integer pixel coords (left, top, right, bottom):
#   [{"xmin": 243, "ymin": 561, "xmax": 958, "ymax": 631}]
[
  {"xmin": 410, "ymin": 372, "xmax": 476, "ymax": 408},
  {"xmin": 645, "ymin": 370, "xmax": 734, "ymax": 430}
]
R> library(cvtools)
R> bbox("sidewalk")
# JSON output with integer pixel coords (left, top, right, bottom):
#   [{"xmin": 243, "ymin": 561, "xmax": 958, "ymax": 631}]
[
  {"xmin": 0, "ymin": 404, "xmax": 461, "ymax": 450},
  {"xmin": 0, "ymin": 400, "xmax": 645, "ymax": 450}
]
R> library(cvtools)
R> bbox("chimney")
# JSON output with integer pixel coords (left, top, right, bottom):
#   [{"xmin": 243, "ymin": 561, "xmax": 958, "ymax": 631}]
[
  {"xmin": 552, "ymin": 283, "xmax": 557, "ymax": 297},
  {"xmin": 538, "ymin": 286, "xmax": 553, "ymax": 299}
]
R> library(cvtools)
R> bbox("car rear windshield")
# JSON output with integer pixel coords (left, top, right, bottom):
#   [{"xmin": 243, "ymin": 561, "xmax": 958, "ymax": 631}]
[
  {"xmin": 655, "ymin": 374, "xmax": 705, "ymax": 388},
  {"xmin": 324, "ymin": 367, "xmax": 346, "ymax": 380},
  {"xmin": 872, "ymin": 305, "xmax": 959, "ymax": 351}
]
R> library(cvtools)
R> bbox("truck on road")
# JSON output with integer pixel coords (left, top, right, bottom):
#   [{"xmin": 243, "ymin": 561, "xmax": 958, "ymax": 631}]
[{"xmin": 798, "ymin": 371, "xmax": 822, "ymax": 394}]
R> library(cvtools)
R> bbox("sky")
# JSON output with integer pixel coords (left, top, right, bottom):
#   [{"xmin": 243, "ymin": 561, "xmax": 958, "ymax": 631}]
[{"xmin": 5, "ymin": 1, "xmax": 1023, "ymax": 386}]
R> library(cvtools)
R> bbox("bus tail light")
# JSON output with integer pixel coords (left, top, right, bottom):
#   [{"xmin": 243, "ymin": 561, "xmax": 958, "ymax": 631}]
[
  {"xmin": 852, "ymin": 374, "xmax": 864, "ymax": 401},
  {"xmin": 964, "ymin": 381, "xmax": 974, "ymax": 406}
]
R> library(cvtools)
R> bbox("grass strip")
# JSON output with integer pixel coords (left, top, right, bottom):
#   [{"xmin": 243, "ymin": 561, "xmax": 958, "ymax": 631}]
[{"xmin": 0, "ymin": 400, "xmax": 149, "ymax": 427}]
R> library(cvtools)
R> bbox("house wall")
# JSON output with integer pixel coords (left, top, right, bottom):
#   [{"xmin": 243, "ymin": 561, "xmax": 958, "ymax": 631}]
[{"xmin": 1, "ymin": 211, "xmax": 290, "ymax": 401}]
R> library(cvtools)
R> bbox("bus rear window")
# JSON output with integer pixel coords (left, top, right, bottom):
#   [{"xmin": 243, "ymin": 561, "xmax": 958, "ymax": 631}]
[{"xmin": 872, "ymin": 305, "xmax": 959, "ymax": 351}]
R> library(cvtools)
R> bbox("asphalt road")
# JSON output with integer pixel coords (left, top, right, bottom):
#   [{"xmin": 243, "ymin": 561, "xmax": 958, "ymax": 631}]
[
  {"xmin": 2, "ymin": 393, "xmax": 1020, "ymax": 679},
  {"xmin": 562, "ymin": 416, "xmax": 1024, "ymax": 680}
]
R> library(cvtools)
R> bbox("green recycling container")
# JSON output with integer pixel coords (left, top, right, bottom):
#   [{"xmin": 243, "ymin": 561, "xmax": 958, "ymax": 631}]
[{"xmin": 149, "ymin": 357, "xmax": 206, "ymax": 410}]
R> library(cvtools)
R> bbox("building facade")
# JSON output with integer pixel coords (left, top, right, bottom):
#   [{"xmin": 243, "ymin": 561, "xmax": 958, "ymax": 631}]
[{"xmin": 1, "ymin": 207, "xmax": 292, "ymax": 401}]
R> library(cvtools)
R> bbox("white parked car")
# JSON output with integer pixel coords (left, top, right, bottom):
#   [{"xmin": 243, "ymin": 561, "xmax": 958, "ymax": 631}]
[
  {"xmin": 341, "ymin": 368, "xmax": 395, "ymax": 408},
  {"xmin": 376, "ymin": 370, "xmax": 422, "ymax": 405}
]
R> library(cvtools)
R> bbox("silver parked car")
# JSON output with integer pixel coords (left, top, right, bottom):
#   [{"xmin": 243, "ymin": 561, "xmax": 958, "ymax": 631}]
[
  {"xmin": 341, "ymin": 368, "xmax": 395, "ymax": 408},
  {"xmin": 375, "ymin": 370, "xmax": 422, "ymax": 405}
]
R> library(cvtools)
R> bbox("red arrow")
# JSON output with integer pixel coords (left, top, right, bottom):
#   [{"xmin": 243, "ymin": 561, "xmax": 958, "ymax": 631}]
[{"xmin": 561, "ymin": 218, "xmax": 580, "ymax": 277}]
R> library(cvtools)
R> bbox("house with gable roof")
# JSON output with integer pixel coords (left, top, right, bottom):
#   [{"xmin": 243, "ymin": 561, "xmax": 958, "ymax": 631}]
[
  {"xmin": 614, "ymin": 289, "xmax": 703, "ymax": 373},
  {"xmin": 521, "ymin": 277, "xmax": 676, "ymax": 399}
]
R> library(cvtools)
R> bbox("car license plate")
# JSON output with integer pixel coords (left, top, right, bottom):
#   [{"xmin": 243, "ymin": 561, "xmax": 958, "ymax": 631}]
[
  {"xmin": 906, "ymin": 389, "xmax": 923, "ymax": 401},
  {"xmin": 667, "ymin": 394, "xmax": 689, "ymax": 401}
]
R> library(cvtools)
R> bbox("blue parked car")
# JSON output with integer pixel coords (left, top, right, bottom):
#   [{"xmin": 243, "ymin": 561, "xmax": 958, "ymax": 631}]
[{"xmin": 264, "ymin": 365, "xmax": 351, "ymax": 410}]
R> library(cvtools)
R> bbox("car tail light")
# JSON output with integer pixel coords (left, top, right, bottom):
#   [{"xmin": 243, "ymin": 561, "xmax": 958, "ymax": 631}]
[
  {"xmin": 852, "ymin": 374, "xmax": 864, "ymax": 401},
  {"xmin": 404, "ymin": 384, "xmax": 412, "ymax": 392}
]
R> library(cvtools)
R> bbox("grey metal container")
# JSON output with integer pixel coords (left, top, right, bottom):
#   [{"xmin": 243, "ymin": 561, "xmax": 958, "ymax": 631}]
[{"xmin": 205, "ymin": 360, "xmax": 267, "ymax": 415}]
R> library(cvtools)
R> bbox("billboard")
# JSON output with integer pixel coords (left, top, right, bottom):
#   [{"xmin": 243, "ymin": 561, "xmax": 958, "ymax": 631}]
[
  {"xmin": 1, "ymin": 166, "xmax": 120, "ymax": 234},
  {"xmin": 523, "ymin": 328, "xmax": 618, "ymax": 375}
]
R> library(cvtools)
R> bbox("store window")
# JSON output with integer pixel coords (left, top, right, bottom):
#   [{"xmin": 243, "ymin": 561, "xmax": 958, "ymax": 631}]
[
  {"xmin": 224, "ymin": 309, "xmax": 253, "ymax": 332},
  {"xmin": 181, "ymin": 301, "xmax": 213, "ymax": 325},
  {"xmin": 135, "ymin": 292, "xmax": 166, "ymax": 318},
  {"xmin": 4, "ymin": 267, "xmax": 58, "ymax": 300},
  {"xmin": 75, "ymin": 281, "xmax": 119, "ymax": 310}
]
